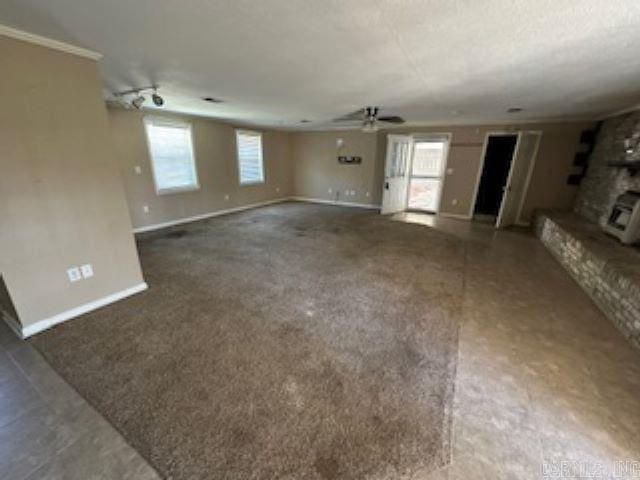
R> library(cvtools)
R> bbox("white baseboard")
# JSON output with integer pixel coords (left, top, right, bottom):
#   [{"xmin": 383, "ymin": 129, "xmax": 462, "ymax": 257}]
[
  {"xmin": 133, "ymin": 198, "xmax": 289, "ymax": 233},
  {"xmin": 290, "ymin": 196, "xmax": 381, "ymax": 210},
  {"xmin": 6, "ymin": 282, "xmax": 149, "ymax": 339}
]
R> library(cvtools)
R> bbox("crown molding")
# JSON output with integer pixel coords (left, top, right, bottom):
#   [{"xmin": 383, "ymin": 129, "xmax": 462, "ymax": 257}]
[
  {"xmin": 0, "ymin": 24, "xmax": 102, "ymax": 60},
  {"xmin": 597, "ymin": 103, "xmax": 640, "ymax": 121}
]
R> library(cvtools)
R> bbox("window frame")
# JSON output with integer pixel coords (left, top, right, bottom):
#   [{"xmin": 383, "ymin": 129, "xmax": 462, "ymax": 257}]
[
  {"xmin": 235, "ymin": 129, "xmax": 265, "ymax": 186},
  {"xmin": 143, "ymin": 117, "xmax": 200, "ymax": 195}
]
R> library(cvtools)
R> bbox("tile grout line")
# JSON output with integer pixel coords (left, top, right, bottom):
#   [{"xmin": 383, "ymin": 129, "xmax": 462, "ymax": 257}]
[{"xmin": 1, "ymin": 345, "xmax": 69, "ymax": 480}]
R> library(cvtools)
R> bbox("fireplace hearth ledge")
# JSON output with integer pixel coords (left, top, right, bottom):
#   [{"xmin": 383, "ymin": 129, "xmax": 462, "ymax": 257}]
[{"xmin": 534, "ymin": 209, "xmax": 640, "ymax": 351}]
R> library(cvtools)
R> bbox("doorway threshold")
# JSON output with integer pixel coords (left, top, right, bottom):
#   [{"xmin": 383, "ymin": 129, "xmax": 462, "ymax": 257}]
[{"xmin": 473, "ymin": 214, "xmax": 497, "ymax": 224}]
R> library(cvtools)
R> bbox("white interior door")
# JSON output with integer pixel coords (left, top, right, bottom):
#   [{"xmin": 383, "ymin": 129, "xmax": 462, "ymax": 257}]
[
  {"xmin": 381, "ymin": 135, "xmax": 413, "ymax": 215},
  {"xmin": 496, "ymin": 131, "xmax": 542, "ymax": 228}
]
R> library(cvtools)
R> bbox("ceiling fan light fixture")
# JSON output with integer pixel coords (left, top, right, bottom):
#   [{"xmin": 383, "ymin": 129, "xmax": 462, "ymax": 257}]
[{"xmin": 361, "ymin": 121, "xmax": 378, "ymax": 133}]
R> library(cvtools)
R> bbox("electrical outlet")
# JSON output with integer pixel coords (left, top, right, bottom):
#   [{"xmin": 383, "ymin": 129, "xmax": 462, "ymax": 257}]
[
  {"xmin": 452, "ymin": 198, "xmax": 458, "ymax": 205},
  {"xmin": 224, "ymin": 194, "xmax": 230, "ymax": 201},
  {"xmin": 328, "ymin": 188, "xmax": 332, "ymax": 194},
  {"xmin": 134, "ymin": 165, "xmax": 142, "ymax": 174},
  {"xmin": 67, "ymin": 267, "xmax": 82, "ymax": 283},
  {"xmin": 447, "ymin": 168, "xmax": 454, "ymax": 175},
  {"xmin": 276, "ymin": 187, "xmax": 280, "ymax": 193},
  {"xmin": 365, "ymin": 191, "xmax": 370, "ymax": 197},
  {"xmin": 80, "ymin": 264, "xmax": 93, "ymax": 279},
  {"xmin": 142, "ymin": 205, "xmax": 150, "ymax": 214}
]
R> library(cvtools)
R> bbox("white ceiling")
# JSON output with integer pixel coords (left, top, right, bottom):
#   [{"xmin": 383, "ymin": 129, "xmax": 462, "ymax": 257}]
[{"xmin": 2, "ymin": 0, "xmax": 640, "ymax": 129}]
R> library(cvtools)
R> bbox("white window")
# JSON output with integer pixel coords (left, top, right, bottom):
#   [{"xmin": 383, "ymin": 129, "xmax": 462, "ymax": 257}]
[
  {"xmin": 236, "ymin": 130, "xmax": 265, "ymax": 185},
  {"xmin": 144, "ymin": 118, "xmax": 199, "ymax": 194}
]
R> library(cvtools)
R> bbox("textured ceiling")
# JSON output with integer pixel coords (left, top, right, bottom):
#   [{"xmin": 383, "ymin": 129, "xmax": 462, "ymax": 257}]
[{"xmin": 2, "ymin": 0, "xmax": 640, "ymax": 129}]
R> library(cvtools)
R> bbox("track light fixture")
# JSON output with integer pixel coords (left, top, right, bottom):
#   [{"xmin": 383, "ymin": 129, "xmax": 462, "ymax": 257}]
[
  {"xmin": 151, "ymin": 87, "xmax": 164, "ymax": 107},
  {"xmin": 114, "ymin": 85, "xmax": 164, "ymax": 110},
  {"xmin": 131, "ymin": 95, "xmax": 146, "ymax": 109}
]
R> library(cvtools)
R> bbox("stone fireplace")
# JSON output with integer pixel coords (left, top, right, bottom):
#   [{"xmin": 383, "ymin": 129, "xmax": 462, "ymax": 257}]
[
  {"xmin": 574, "ymin": 110, "xmax": 640, "ymax": 225},
  {"xmin": 534, "ymin": 109, "xmax": 640, "ymax": 351}
]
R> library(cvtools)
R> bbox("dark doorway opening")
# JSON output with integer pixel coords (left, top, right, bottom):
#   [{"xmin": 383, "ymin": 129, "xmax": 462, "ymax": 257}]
[{"xmin": 474, "ymin": 135, "xmax": 518, "ymax": 218}]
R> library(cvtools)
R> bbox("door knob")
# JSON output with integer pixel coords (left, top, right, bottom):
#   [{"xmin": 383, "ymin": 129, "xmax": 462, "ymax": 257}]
[{"xmin": 384, "ymin": 182, "xmax": 389, "ymax": 190}]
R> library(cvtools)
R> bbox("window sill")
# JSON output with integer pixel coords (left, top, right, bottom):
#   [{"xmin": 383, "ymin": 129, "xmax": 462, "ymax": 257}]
[{"xmin": 239, "ymin": 181, "xmax": 265, "ymax": 186}]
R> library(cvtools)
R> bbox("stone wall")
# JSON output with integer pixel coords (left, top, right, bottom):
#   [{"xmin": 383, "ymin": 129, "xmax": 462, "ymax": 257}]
[
  {"xmin": 574, "ymin": 110, "xmax": 640, "ymax": 224},
  {"xmin": 534, "ymin": 212, "xmax": 640, "ymax": 350}
]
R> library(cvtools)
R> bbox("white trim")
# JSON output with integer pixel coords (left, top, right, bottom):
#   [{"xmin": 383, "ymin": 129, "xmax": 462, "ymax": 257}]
[
  {"xmin": 294, "ymin": 115, "xmax": 597, "ymax": 132},
  {"xmin": 514, "ymin": 131, "xmax": 543, "ymax": 225},
  {"xmin": 236, "ymin": 129, "xmax": 266, "ymax": 186},
  {"xmin": 496, "ymin": 132, "xmax": 524, "ymax": 228},
  {"xmin": 598, "ymin": 103, "xmax": 640, "ymax": 120},
  {"xmin": 290, "ymin": 196, "xmax": 380, "ymax": 210},
  {"xmin": 6, "ymin": 283, "xmax": 148, "ymax": 339},
  {"xmin": 143, "ymin": 117, "xmax": 200, "ymax": 195},
  {"xmin": 381, "ymin": 134, "xmax": 414, "ymax": 215},
  {"xmin": 0, "ymin": 24, "xmax": 102, "ymax": 60},
  {"xmin": 133, "ymin": 198, "xmax": 289, "ymax": 233}
]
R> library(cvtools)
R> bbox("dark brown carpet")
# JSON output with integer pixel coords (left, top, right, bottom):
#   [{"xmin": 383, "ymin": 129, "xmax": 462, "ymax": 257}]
[{"xmin": 31, "ymin": 202, "xmax": 464, "ymax": 479}]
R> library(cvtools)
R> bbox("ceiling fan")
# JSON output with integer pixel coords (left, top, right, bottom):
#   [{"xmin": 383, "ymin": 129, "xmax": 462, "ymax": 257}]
[{"xmin": 332, "ymin": 107, "xmax": 405, "ymax": 132}]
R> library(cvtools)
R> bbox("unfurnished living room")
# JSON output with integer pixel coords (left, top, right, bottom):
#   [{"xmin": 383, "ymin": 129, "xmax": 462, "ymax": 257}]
[{"xmin": 1, "ymin": 1, "xmax": 640, "ymax": 479}]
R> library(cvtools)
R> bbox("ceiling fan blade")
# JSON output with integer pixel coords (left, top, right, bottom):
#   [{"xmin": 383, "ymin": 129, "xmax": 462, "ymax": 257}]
[
  {"xmin": 332, "ymin": 109, "xmax": 365, "ymax": 122},
  {"xmin": 377, "ymin": 115, "xmax": 405, "ymax": 124}
]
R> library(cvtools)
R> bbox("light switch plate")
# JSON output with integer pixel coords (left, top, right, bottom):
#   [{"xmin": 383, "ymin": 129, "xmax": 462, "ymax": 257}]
[
  {"xmin": 67, "ymin": 267, "xmax": 82, "ymax": 283},
  {"xmin": 134, "ymin": 165, "xmax": 142, "ymax": 174},
  {"xmin": 142, "ymin": 205, "xmax": 150, "ymax": 214},
  {"xmin": 80, "ymin": 264, "xmax": 94, "ymax": 279}
]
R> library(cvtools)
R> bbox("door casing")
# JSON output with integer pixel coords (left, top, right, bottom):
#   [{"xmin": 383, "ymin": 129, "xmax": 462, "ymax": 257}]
[{"xmin": 470, "ymin": 131, "xmax": 542, "ymax": 227}]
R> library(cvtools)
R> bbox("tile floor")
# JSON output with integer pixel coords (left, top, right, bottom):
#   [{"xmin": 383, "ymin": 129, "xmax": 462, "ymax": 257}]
[
  {"xmin": 2, "ymin": 211, "xmax": 639, "ymax": 479},
  {"xmin": 0, "ymin": 323, "xmax": 159, "ymax": 480},
  {"xmin": 394, "ymin": 214, "xmax": 640, "ymax": 479}
]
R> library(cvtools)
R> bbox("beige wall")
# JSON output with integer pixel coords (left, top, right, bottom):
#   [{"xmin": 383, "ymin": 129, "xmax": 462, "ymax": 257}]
[
  {"xmin": 291, "ymin": 121, "xmax": 592, "ymax": 222},
  {"xmin": 0, "ymin": 36, "xmax": 144, "ymax": 329},
  {"xmin": 109, "ymin": 108, "xmax": 293, "ymax": 229},
  {"xmin": 519, "ymin": 122, "xmax": 593, "ymax": 221},
  {"xmin": 291, "ymin": 131, "xmax": 379, "ymax": 205}
]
